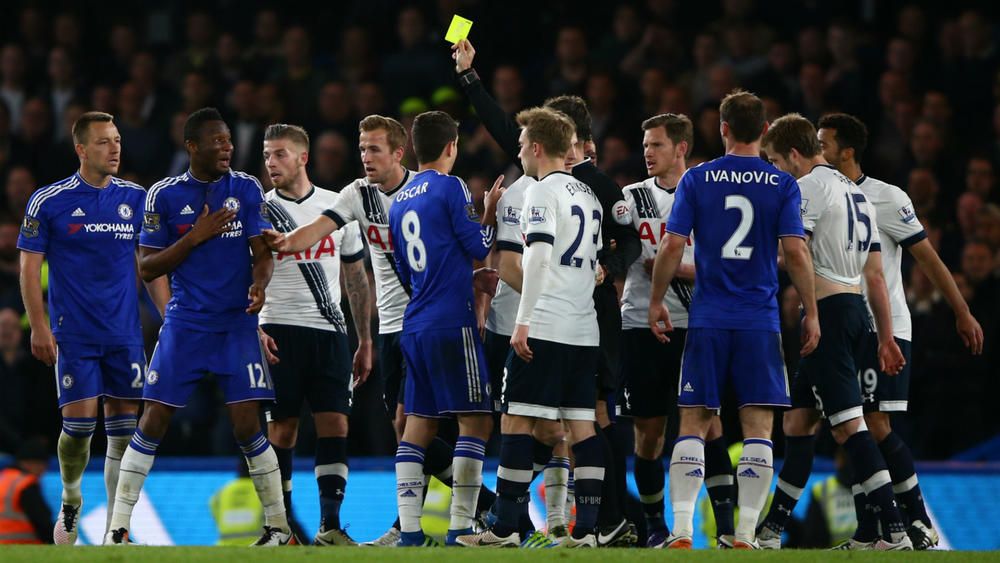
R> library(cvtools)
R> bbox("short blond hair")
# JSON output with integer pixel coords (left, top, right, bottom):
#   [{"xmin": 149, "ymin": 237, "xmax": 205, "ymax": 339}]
[
  {"xmin": 516, "ymin": 107, "xmax": 575, "ymax": 158},
  {"xmin": 359, "ymin": 114, "xmax": 407, "ymax": 151},
  {"xmin": 264, "ymin": 123, "xmax": 310, "ymax": 151}
]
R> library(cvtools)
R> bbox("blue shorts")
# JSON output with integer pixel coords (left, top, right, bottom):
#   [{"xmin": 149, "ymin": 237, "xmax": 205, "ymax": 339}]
[
  {"xmin": 678, "ymin": 328, "xmax": 790, "ymax": 410},
  {"xmin": 401, "ymin": 326, "xmax": 491, "ymax": 418},
  {"xmin": 55, "ymin": 342, "xmax": 146, "ymax": 407},
  {"xmin": 144, "ymin": 322, "xmax": 274, "ymax": 408}
]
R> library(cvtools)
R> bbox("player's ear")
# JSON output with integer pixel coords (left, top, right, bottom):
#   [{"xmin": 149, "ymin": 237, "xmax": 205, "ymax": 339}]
[{"xmin": 73, "ymin": 142, "xmax": 86, "ymax": 161}]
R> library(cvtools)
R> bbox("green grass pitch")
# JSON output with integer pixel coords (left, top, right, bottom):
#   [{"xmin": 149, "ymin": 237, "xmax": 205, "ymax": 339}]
[{"xmin": 2, "ymin": 546, "xmax": 999, "ymax": 562}]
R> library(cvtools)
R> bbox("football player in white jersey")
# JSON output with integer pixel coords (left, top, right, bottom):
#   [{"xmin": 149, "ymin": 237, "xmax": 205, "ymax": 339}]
[
  {"xmin": 486, "ymin": 173, "xmax": 574, "ymax": 544},
  {"xmin": 262, "ymin": 115, "xmax": 494, "ymax": 546},
  {"xmin": 257, "ymin": 124, "xmax": 371, "ymax": 545},
  {"xmin": 761, "ymin": 114, "xmax": 912, "ymax": 551},
  {"xmin": 459, "ymin": 108, "xmax": 605, "ymax": 548},
  {"xmin": 620, "ymin": 113, "xmax": 736, "ymax": 548},
  {"xmin": 818, "ymin": 113, "xmax": 983, "ymax": 549}
]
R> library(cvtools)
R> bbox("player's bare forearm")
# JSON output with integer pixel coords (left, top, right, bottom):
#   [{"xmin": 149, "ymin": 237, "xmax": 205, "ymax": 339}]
[
  {"xmin": 650, "ymin": 233, "xmax": 685, "ymax": 305},
  {"xmin": 286, "ymin": 215, "xmax": 339, "ymax": 253},
  {"xmin": 498, "ymin": 250, "xmax": 523, "ymax": 294},
  {"xmin": 250, "ymin": 237, "xmax": 274, "ymax": 290},
  {"xmin": 139, "ymin": 238, "xmax": 196, "ymax": 280},
  {"xmin": 19, "ymin": 251, "xmax": 47, "ymax": 331},
  {"xmin": 144, "ymin": 275, "xmax": 171, "ymax": 318},
  {"xmin": 675, "ymin": 263, "xmax": 696, "ymax": 281},
  {"xmin": 782, "ymin": 236, "xmax": 818, "ymax": 317},
  {"xmin": 909, "ymin": 239, "xmax": 971, "ymax": 317},
  {"xmin": 863, "ymin": 252, "xmax": 895, "ymax": 343},
  {"xmin": 343, "ymin": 260, "xmax": 371, "ymax": 342}
]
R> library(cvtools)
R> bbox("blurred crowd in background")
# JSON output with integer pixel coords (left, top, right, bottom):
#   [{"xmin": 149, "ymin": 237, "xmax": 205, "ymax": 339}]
[{"xmin": 0, "ymin": 0, "xmax": 997, "ymax": 461}]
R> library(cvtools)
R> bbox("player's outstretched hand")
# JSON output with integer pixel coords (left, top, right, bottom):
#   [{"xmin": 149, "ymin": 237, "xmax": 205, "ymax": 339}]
[
  {"xmin": 800, "ymin": 314, "xmax": 821, "ymax": 356},
  {"xmin": 30, "ymin": 325, "xmax": 57, "ymax": 366},
  {"xmin": 452, "ymin": 39, "xmax": 476, "ymax": 73},
  {"xmin": 190, "ymin": 204, "xmax": 237, "ymax": 245},
  {"xmin": 648, "ymin": 302, "xmax": 673, "ymax": 343},
  {"xmin": 473, "ymin": 267, "xmax": 499, "ymax": 296},
  {"xmin": 511, "ymin": 323, "xmax": 533, "ymax": 362},
  {"xmin": 258, "ymin": 327, "xmax": 279, "ymax": 365},
  {"xmin": 483, "ymin": 174, "xmax": 505, "ymax": 215},
  {"xmin": 595, "ymin": 264, "xmax": 607, "ymax": 285},
  {"xmin": 247, "ymin": 283, "xmax": 265, "ymax": 314},
  {"xmin": 261, "ymin": 229, "xmax": 288, "ymax": 252},
  {"xmin": 957, "ymin": 311, "xmax": 985, "ymax": 355},
  {"xmin": 878, "ymin": 338, "xmax": 907, "ymax": 376},
  {"xmin": 353, "ymin": 339, "xmax": 372, "ymax": 387}
]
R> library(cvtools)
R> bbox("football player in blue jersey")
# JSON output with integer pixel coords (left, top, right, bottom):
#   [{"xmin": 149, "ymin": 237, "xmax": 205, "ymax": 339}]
[
  {"xmin": 18, "ymin": 111, "xmax": 170, "ymax": 544},
  {"xmin": 647, "ymin": 91, "xmax": 820, "ymax": 549},
  {"xmin": 104, "ymin": 108, "xmax": 289, "ymax": 546},
  {"xmin": 387, "ymin": 111, "xmax": 502, "ymax": 547}
]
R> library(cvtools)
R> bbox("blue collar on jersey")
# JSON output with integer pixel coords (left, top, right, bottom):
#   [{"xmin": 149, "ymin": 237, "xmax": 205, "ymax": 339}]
[
  {"xmin": 540, "ymin": 170, "xmax": 573, "ymax": 181},
  {"xmin": 652, "ymin": 177, "xmax": 676, "ymax": 193},
  {"xmin": 810, "ymin": 163, "xmax": 838, "ymax": 173},
  {"xmin": 856, "ymin": 174, "xmax": 868, "ymax": 185},
  {"xmin": 186, "ymin": 168, "xmax": 226, "ymax": 184}
]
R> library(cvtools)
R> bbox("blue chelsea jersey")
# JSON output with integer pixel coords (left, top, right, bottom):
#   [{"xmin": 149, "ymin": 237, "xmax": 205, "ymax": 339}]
[
  {"xmin": 140, "ymin": 170, "xmax": 271, "ymax": 331},
  {"xmin": 17, "ymin": 173, "xmax": 147, "ymax": 345},
  {"xmin": 666, "ymin": 154, "xmax": 805, "ymax": 332},
  {"xmin": 388, "ymin": 170, "xmax": 495, "ymax": 334}
]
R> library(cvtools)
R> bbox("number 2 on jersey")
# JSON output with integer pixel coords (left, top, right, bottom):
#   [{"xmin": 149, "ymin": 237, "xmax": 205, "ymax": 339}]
[
  {"xmin": 560, "ymin": 205, "xmax": 601, "ymax": 268},
  {"xmin": 401, "ymin": 210, "xmax": 427, "ymax": 271},
  {"xmin": 722, "ymin": 194, "xmax": 754, "ymax": 260}
]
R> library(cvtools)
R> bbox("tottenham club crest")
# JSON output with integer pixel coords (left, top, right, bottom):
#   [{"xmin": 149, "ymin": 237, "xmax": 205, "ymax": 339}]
[
  {"xmin": 223, "ymin": 197, "xmax": 241, "ymax": 212},
  {"xmin": 118, "ymin": 203, "xmax": 134, "ymax": 220},
  {"xmin": 61, "ymin": 374, "xmax": 74, "ymax": 389},
  {"xmin": 146, "ymin": 370, "xmax": 159, "ymax": 385}
]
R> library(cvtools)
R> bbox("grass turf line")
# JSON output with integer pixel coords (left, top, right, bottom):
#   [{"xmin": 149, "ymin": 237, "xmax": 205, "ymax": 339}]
[{"xmin": 1, "ymin": 547, "xmax": 997, "ymax": 562}]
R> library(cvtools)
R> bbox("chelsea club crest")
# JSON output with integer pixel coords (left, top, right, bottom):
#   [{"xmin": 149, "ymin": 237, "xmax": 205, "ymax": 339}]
[
  {"xmin": 118, "ymin": 203, "xmax": 133, "ymax": 220},
  {"xmin": 223, "ymin": 197, "xmax": 241, "ymax": 212}
]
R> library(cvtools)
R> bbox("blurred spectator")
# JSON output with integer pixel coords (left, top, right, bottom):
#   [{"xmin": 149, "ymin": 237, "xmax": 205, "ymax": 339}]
[
  {"xmin": 273, "ymin": 26, "xmax": 328, "ymax": 126},
  {"xmin": 0, "ymin": 45, "xmax": 29, "ymax": 133},
  {"xmin": 355, "ymin": 81, "xmax": 385, "ymax": 119},
  {"xmin": 380, "ymin": 7, "xmax": 451, "ymax": 110},
  {"xmin": 44, "ymin": 47, "xmax": 86, "ymax": 141},
  {"xmin": 547, "ymin": 25, "xmax": 590, "ymax": 97},
  {"xmin": 166, "ymin": 111, "xmax": 190, "ymax": 177},
  {"xmin": 961, "ymin": 241, "xmax": 998, "ymax": 304},
  {"xmin": 104, "ymin": 23, "xmax": 139, "ymax": 86},
  {"xmin": 312, "ymin": 81, "xmax": 354, "ymax": 139},
  {"xmin": 336, "ymin": 26, "xmax": 376, "ymax": 88},
  {"xmin": 594, "ymin": 4, "xmax": 642, "ymax": 70},
  {"xmin": 492, "ymin": 65, "xmax": 525, "ymax": 116},
  {"xmin": 5, "ymin": 166, "xmax": 34, "ymax": 220},
  {"xmin": 687, "ymin": 33, "xmax": 722, "ymax": 108},
  {"xmin": 907, "ymin": 167, "xmax": 941, "ymax": 221},
  {"xmin": 227, "ymin": 81, "xmax": 263, "ymax": 174},
  {"xmin": 215, "ymin": 33, "xmax": 247, "ymax": 92},
  {"xmin": 310, "ymin": 131, "xmax": 352, "ymax": 190},
  {"xmin": 117, "ymin": 81, "xmax": 168, "ymax": 182},
  {"xmin": 52, "ymin": 12, "xmax": 82, "ymax": 52},
  {"xmin": 965, "ymin": 156, "xmax": 996, "ymax": 203},
  {"xmin": 165, "ymin": 11, "xmax": 217, "ymax": 83},
  {"xmin": 10, "ymin": 98, "xmax": 52, "ymax": 184},
  {"xmin": 129, "ymin": 51, "xmax": 174, "ymax": 130},
  {"xmin": 957, "ymin": 192, "xmax": 985, "ymax": 244},
  {"xmin": 180, "ymin": 71, "xmax": 215, "ymax": 114}
]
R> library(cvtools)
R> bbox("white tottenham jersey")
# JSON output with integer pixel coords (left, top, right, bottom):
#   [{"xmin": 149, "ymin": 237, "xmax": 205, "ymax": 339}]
[
  {"xmin": 858, "ymin": 175, "xmax": 926, "ymax": 341},
  {"xmin": 324, "ymin": 170, "xmax": 414, "ymax": 334},
  {"xmin": 260, "ymin": 187, "xmax": 365, "ymax": 332},
  {"xmin": 620, "ymin": 178, "xmax": 695, "ymax": 330},
  {"xmin": 520, "ymin": 171, "xmax": 602, "ymax": 346},
  {"xmin": 798, "ymin": 165, "xmax": 880, "ymax": 287},
  {"xmin": 486, "ymin": 175, "xmax": 533, "ymax": 337}
]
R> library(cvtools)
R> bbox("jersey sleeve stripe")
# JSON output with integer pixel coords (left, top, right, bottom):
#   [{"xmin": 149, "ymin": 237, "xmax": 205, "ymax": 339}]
[
  {"xmin": 870, "ymin": 242, "xmax": 882, "ymax": 252},
  {"xmin": 778, "ymin": 232, "xmax": 807, "ymax": 239},
  {"xmin": 27, "ymin": 177, "xmax": 79, "ymax": 216},
  {"xmin": 341, "ymin": 250, "xmax": 366, "ymax": 263},
  {"xmin": 663, "ymin": 227, "xmax": 690, "ymax": 238},
  {"xmin": 146, "ymin": 175, "xmax": 186, "ymax": 212},
  {"xmin": 899, "ymin": 230, "xmax": 927, "ymax": 248},
  {"xmin": 111, "ymin": 177, "xmax": 146, "ymax": 190},
  {"xmin": 497, "ymin": 240, "xmax": 524, "ymax": 254},
  {"xmin": 525, "ymin": 233, "xmax": 555, "ymax": 246},
  {"xmin": 322, "ymin": 209, "xmax": 347, "ymax": 226}
]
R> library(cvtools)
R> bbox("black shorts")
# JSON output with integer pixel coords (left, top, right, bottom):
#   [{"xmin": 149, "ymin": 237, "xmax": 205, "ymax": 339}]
[
  {"xmin": 379, "ymin": 331, "xmax": 406, "ymax": 416},
  {"xmin": 860, "ymin": 334, "xmax": 912, "ymax": 413},
  {"xmin": 619, "ymin": 327, "xmax": 685, "ymax": 418},
  {"xmin": 789, "ymin": 294, "xmax": 869, "ymax": 426},
  {"xmin": 262, "ymin": 324, "xmax": 352, "ymax": 419},
  {"xmin": 594, "ymin": 283, "xmax": 622, "ymax": 395},
  {"xmin": 484, "ymin": 329, "xmax": 511, "ymax": 412},
  {"xmin": 502, "ymin": 338, "xmax": 598, "ymax": 421}
]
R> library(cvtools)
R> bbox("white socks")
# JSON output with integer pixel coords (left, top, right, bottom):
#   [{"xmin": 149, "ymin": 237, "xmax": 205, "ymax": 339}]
[
  {"xmin": 736, "ymin": 439, "xmax": 774, "ymax": 541},
  {"xmin": 668, "ymin": 436, "xmax": 705, "ymax": 538}
]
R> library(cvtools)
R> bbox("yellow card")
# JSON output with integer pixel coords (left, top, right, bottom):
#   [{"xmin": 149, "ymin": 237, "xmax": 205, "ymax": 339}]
[{"xmin": 445, "ymin": 14, "xmax": 473, "ymax": 44}]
